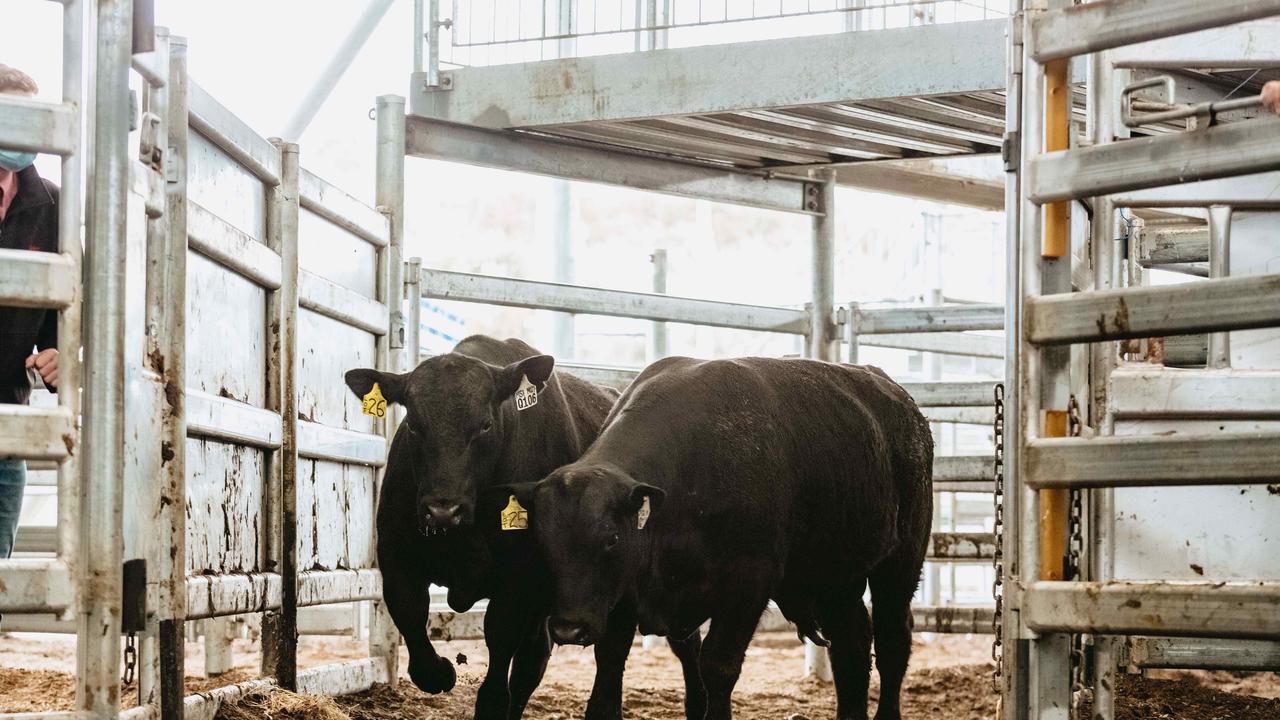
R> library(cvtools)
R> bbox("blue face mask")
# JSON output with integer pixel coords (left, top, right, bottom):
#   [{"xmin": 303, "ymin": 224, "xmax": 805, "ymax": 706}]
[{"xmin": 0, "ymin": 150, "xmax": 37, "ymax": 172}]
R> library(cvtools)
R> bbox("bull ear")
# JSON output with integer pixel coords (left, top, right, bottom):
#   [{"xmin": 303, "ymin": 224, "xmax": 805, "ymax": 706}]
[
  {"xmin": 344, "ymin": 368, "xmax": 408, "ymax": 405},
  {"xmin": 628, "ymin": 483, "xmax": 665, "ymax": 516},
  {"xmin": 495, "ymin": 354, "xmax": 556, "ymax": 399}
]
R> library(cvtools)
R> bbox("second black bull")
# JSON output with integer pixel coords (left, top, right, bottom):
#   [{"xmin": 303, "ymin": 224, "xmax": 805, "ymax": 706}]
[
  {"xmin": 506, "ymin": 356, "xmax": 935, "ymax": 720},
  {"xmin": 344, "ymin": 335, "xmax": 701, "ymax": 719}
]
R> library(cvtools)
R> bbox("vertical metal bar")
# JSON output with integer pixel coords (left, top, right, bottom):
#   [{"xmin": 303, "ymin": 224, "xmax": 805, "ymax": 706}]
[
  {"xmin": 407, "ymin": 258, "xmax": 423, "ymax": 369},
  {"xmin": 370, "ymin": 95, "xmax": 407, "ymax": 685},
  {"xmin": 552, "ymin": 181, "xmax": 575, "ymax": 360},
  {"xmin": 79, "ymin": 1, "xmax": 133, "ymax": 715},
  {"xmin": 274, "ymin": 140, "xmax": 301, "ymax": 690},
  {"xmin": 807, "ymin": 170, "xmax": 837, "ymax": 362},
  {"xmin": 844, "ymin": 302, "xmax": 859, "ymax": 364},
  {"xmin": 1207, "ymin": 205, "xmax": 1233, "ymax": 369},
  {"xmin": 649, "ymin": 249, "xmax": 669, "ymax": 361},
  {"xmin": 414, "ymin": 0, "xmax": 425, "ymax": 73},
  {"xmin": 428, "ymin": 0, "xmax": 442, "ymax": 87},
  {"xmin": 57, "ymin": 0, "xmax": 85, "ymax": 585}
]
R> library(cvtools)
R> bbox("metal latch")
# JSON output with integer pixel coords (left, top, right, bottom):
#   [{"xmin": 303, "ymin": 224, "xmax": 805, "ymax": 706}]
[
  {"xmin": 122, "ymin": 558, "xmax": 148, "ymax": 634},
  {"xmin": 138, "ymin": 112, "xmax": 164, "ymax": 171},
  {"xmin": 1001, "ymin": 131, "xmax": 1020, "ymax": 172}
]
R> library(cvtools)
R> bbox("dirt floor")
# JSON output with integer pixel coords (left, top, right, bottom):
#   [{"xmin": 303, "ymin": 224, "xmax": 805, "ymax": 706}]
[{"xmin": 2, "ymin": 631, "xmax": 1279, "ymax": 719}]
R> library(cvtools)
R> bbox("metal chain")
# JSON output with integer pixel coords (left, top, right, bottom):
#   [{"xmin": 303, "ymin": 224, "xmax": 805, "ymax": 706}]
[
  {"xmin": 122, "ymin": 631, "xmax": 138, "ymax": 686},
  {"xmin": 991, "ymin": 382, "xmax": 1006, "ymax": 694},
  {"xmin": 1066, "ymin": 395, "xmax": 1086, "ymax": 715}
]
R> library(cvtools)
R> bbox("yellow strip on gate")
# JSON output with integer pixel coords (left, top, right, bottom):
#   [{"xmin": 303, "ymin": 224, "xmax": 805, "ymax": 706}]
[
  {"xmin": 1043, "ymin": 58, "xmax": 1070, "ymax": 259},
  {"xmin": 1039, "ymin": 409, "xmax": 1069, "ymax": 580}
]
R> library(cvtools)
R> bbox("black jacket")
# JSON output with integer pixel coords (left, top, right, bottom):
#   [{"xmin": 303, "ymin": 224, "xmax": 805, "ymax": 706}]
[{"xmin": 0, "ymin": 165, "xmax": 59, "ymax": 405}]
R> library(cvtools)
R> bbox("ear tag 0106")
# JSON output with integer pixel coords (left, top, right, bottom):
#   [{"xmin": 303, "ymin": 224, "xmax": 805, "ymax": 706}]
[
  {"xmin": 362, "ymin": 382, "xmax": 387, "ymax": 418},
  {"xmin": 500, "ymin": 495, "xmax": 529, "ymax": 531},
  {"xmin": 637, "ymin": 496, "xmax": 651, "ymax": 530},
  {"xmin": 515, "ymin": 374, "xmax": 538, "ymax": 411}
]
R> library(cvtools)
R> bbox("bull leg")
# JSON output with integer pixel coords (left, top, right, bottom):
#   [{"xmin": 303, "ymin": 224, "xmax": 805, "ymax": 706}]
[
  {"xmin": 699, "ymin": 596, "xmax": 769, "ymax": 720},
  {"xmin": 667, "ymin": 629, "xmax": 707, "ymax": 720},
  {"xmin": 475, "ymin": 596, "xmax": 534, "ymax": 720},
  {"xmin": 505, "ymin": 617, "xmax": 552, "ymax": 719},
  {"xmin": 584, "ymin": 600, "xmax": 638, "ymax": 720},
  {"xmin": 380, "ymin": 549, "xmax": 454, "ymax": 693},
  {"xmin": 815, "ymin": 578, "xmax": 872, "ymax": 720},
  {"xmin": 868, "ymin": 569, "xmax": 919, "ymax": 720}
]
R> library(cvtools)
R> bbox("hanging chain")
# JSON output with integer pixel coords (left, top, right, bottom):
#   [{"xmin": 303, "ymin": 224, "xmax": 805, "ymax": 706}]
[
  {"xmin": 1066, "ymin": 395, "xmax": 1086, "ymax": 715},
  {"xmin": 122, "ymin": 631, "xmax": 138, "ymax": 686},
  {"xmin": 991, "ymin": 382, "xmax": 1006, "ymax": 694}
]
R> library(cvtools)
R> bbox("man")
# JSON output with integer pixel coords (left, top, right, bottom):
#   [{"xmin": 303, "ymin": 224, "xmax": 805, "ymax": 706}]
[
  {"xmin": 0, "ymin": 64, "xmax": 60, "ymax": 561},
  {"xmin": 1264, "ymin": 80, "xmax": 1280, "ymax": 116}
]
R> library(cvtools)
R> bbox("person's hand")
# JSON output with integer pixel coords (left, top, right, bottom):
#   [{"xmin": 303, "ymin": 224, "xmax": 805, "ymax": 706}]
[
  {"xmin": 1263, "ymin": 81, "xmax": 1280, "ymax": 116},
  {"xmin": 25, "ymin": 348, "xmax": 59, "ymax": 389}
]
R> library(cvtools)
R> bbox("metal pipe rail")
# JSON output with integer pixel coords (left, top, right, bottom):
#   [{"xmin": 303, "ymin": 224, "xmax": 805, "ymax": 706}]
[
  {"xmin": 927, "ymin": 532, "xmax": 995, "ymax": 561},
  {"xmin": 0, "ymin": 559, "xmax": 74, "ymax": 613},
  {"xmin": 1123, "ymin": 637, "xmax": 1280, "ymax": 672},
  {"xmin": 298, "ymin": 169, "xmax": 389, "ymax": 248},
  {"xmin": 853, "ymin": 304, "xmax": 1004, "ymax": 334},
  {"xmin": 1028, "ymin": 0, "xmax": 1280, "ymax": 63},
  {"xmin": 421, "ymin": 268, "xmax": 811, "ymax": 335},
  {"xmin": 186, "ymin": 570, "xmax": 383, "ymax": 620},
  {"xmin": 1025, "ymin": 432, "xmax": 1280, "ymax": 490},
  {"xmin": 0, "ymin": 95, "xmax": 78, "ymax": 155},
  {"xmin": 1024, "ymin": 581, "xmax": 1280, "ymax": 640},
  {"xmin": 189, "ymin": 81, "xmax": 282, "ymax": 186},
  {"xmin": 0, "ymin": 250, "xmax": 78, "ymax": 309},
  {"xmin": 1026, "ymin": 273, "xmax": 1280, "ymax": 345},
  {"xmin": 0, "ymin": 405, "xmax": 76, "ymax": 461}
]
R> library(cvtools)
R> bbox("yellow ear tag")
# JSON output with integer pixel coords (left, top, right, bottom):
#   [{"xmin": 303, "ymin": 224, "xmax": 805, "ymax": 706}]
[
  {"xmin": 362, "ymin": 382, "xmax": 387, "ymax": 418},
  {"xmin": 500, "ymin": 495, "xmax": 529, "ymax": 531}
]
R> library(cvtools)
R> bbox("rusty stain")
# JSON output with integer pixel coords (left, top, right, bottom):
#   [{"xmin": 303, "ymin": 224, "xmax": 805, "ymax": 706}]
[
  {"xmin": 163, "ymin": 378, "xmax": 181, "ymax": 410},
  {"xmin": 147, "ymin": 347, "xmax": 166, "ymax": 375},
  {"xmin": 1189, "ymin": 563, "xmax": 1204, "ymax": 575},
  {"xmin": 1267, "ymin": 484, "xmax": 1280, "ymax": 496},
  {"xmin": 1122, "ymin": 598, "xmax": 1142, "ymax": 609},
  {"xmin": 62, "ymin": 433, "xmax": 75, "ymax": 456},
  {"xmin": 562, "ymin": 71, "xmax": 574, "ymax": 90},
  {"xmin": 161, "ymin": 440, "xmax": 175, "ymax": 464}
]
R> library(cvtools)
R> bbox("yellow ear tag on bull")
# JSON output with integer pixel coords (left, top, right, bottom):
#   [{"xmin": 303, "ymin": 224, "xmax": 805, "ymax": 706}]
[
  {"xmin": 500, "ymin": 495, "xmax": 529, "ymax": 531},
  {"xmin": 514, "ymin": 375, "xmax": 538, "ymax": 412},
  {"xmin": 362, "ymin": 383, "xmax": 387, "ymax": 418}
]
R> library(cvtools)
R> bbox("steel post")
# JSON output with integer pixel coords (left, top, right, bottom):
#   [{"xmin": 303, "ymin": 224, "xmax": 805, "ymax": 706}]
[
  {"xmin": 808, "ymin": 170, "xmax": 837, "ymax": 362},
  {"xmin": 78, "ymin": 0, "xmax": 133, "ymax": 715},
  {"xmin": 370, "ymin": 94, "xmax": 407, "ymax": 685},
  {"xmin": 407, "ymin": 258, "xmax": 422, "ymax": 369},
  {"xmin": 1207, "ymin": 205, "xmax": 1233, "ymax": 369},
  {"xmin": 552, "ymin": 181, "xmax": 575, "ymax": 360},
  {"xmin": 649, "ymin": 249, "xmax": 668, "ymax": 361}
]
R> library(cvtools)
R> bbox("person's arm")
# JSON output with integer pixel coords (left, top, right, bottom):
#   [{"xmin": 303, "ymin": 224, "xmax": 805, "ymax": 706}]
[{"xmin": 1264, "ymin": 81, "xmax": 1280, "ymax": 116}]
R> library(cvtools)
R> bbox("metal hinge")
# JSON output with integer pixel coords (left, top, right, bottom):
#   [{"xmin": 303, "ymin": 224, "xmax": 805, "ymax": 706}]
[{"xmin": 1002, "ymin": 132, "xmax": 1020, "ymax": 172}]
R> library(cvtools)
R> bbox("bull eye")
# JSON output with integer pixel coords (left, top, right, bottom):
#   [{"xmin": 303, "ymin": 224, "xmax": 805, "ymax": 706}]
[
  {"xmin": 605, "ymin": 533, "xmax": 620, "ymax": 550},
  {"xmin": 470, "ymin": 419, "xmax": 493, "ymax": 443}
]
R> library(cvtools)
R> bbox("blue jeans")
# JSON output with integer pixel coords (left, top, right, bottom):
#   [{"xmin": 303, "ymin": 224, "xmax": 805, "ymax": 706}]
[{"xmin": 0, "ymin": 459, "xmax": 26, "ymax": 559}]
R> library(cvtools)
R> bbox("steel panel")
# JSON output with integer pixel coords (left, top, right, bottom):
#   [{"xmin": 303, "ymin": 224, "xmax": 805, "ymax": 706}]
[
  {"xmin": 1026, "ymin": 274, "xmax": 1280, "ymax": 345},
  {"xmin": 1110, "ymin": 368, "xmax": 1280, "ymax": 419},
  {"xmin": 299, "ymin": 209, "xmax": 378, "ymax": 299},
  {"xmin": 185, "ymin": 439, "xmax": 265, "ymax": 574},
  {"xmin": 297, "ymin": 422, "xmax": 385, "ymax": 466},
  {"xmin": 1111, "ymin": 19, "xmax": 1280, "ymax": 68},
  {"xmin": 298, "ymin": 272, "xmax": 388, "ymax": 336},
  {"xmin": 188, "ymin": 81, "xmax": 281, "ymax": 185},
  {"xmin": 298, "ymin": 169, "xmax": 388, "ymax": 248},
  {"xmin": 296, "ymin": 460, "xmax": 375, "ymax": 571},
  {"xmin": 185, "ymin": 389, "xmax": 282, "ymax": 449},
  {"xmin": 187, "ymin": 201, "xmax": 282, "ymax": 290},
  {"xmin": 186, "ymin": 132, "xmax": 267, "ymax": 242},
  {"xmin": 186, "ymin": 252, "xmax": 268, "ymax": 406},
  {"xmin": 1023, "ymin": 580, "xmax": 1280, "ymax": 639},
  {"xmin": 410, "ymin": 20, "xmax": 1007, "ymax": 128},
  {"xmin": 296, "ymin": 309, "xmax": 378, "ymax": 430}
]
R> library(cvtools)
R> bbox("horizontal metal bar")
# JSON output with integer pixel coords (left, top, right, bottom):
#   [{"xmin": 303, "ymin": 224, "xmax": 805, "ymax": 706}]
[
  {"xmin": 1111, "ymin": 19, "xmax": 1280, "ymax": 68},
  {"xmin": 557, "ymin": 362, "xmax": 638, "ymax": 390},
  {"xmin": 857, "ymin": 332, "xmax": 1004, "ymax": 358},
  {"xmin": 0, "ymin": 712, "xmax": 92, "ymax": 720},
  {"xmin": 298, "ymin": 421, "xmax": 386, "ymax": 466},
  {"xmin": 188, "ymin": 81, "xmax": 281, "ymax": 186},
  {"xmin": 923, "ymin": 406, "xmax": 996, "ymax": 425},
  {"xmin": 296, "ymin": 658, "xmax": 388, "ymax": 696},
  {"xmin": 187, "ymin": 202, "xmax": 282, "ymax": 289},
  {"xmin": 899, "ymin": 381, "xmax": 999, "ymax": 407},
  {"xmin": 933, "ymin": 455, "xmax": 990, "ymax": 483},
  {"xmin": 299, "ymin": 270, "xmax": 389, "ymax": 335},
  {"xmin": 856, "ymin": 304, "xmax": 1004, "ymax": 334},
  {"xmin": 833, "ymin": 158, "xmax": 1004, "ymax": 211},
  {"xmin": 412, "ymin": 20, "xmax": 1006, "ymax": 127},
  {"xmin": 297, "ymin": 568, "xmax": 383, "ymax": 607},
  {"xmin": 422, "ymin": 268, "xmax": 810, "ymax": 335},
  {"xmin": 0, "ymin": 97, "xmax": 77, "ymax": 155},
  {"xmin": 13, "ymin": 525, "xmax": 56, "ymax": 554},
  {"xmin": 913, "ymin": 605, "xmax": 995, "ymax": 634},
  {"xmin": 406, "ymin": 117, "xmax": 816, "ymax": 215},
  {"xmin": 927, "ymin": 532, "xmax": 995, "ymax": 561},
  {"xmin": 0, "ymin": 249, "xmax": 77, "ymax": 309},
  {"xmin": 1024, "ymin": 580, "xmax": 1280, "ymax": 639},
  {"xmin": 1030, "ymin": 117, "xmax": 1280, "ymax": 203},
  {"xmin": 1026, "ymin": 274, "xmax": 1280, "ymax": 345},
  {"xmin": 1164, "ymin": 333, "xmax": 1209, "ymax": 367},
  {"xmin": 130, "ymin": 51, "xmax": 166, "ymax": 88},
  {"xmin": 185, "ymin": 570, "xmax": 383, "ymax": 620},
  {"xmin": 0, "ymin": 405, "xmax": 75, "ymax": 461},
  {"xmin": 1140, "ymin": 225, "xmax": 1208, "ymax": 264},
  {"xmin": 933, "ymin": 480, "xmax": 993, "ymax": 493},
  {"xmin": 1125, "ymin": 637, "xmax": 1280, "ymax": 671},
  {"xmin": 0, "ymin": 612, "xmax": 72, "ymax": 634},
  {"xmin": 1110, "ymin": 368, "xmax": 1280, "ymax": 419},
  {"xmin": 0, "ymin": 559, "xmax": 73, "ymax": 613},
  {"xmin": 1028, "ymin": 0, "xmax": 1280, "ymax": 63},
  {"xmin": 1026, "ymin": 432, "xmax": 1280, "ymax": 489},
  {"xmin": 185, "ymin": 389, "xmax": 282, "ymax": 449},
  {"xmin": 298, "ymin": 169, "xmax": 389, "ymax": 248},
  {"xmin": 1114, "ymin": 170, "xmax": 1280, "ymax": 209}
]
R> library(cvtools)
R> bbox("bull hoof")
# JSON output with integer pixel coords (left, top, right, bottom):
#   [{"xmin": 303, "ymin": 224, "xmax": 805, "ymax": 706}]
[{"xmin": 409, "ymin": 655, "xmax": 457, "ymax": 694}]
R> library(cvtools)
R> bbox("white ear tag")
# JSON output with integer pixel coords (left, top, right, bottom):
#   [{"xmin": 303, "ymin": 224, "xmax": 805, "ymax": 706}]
[
  {"xmin": 515, "ymin": 375, "xmax": 538, "ymax": 411},
  {"xmin": 637, "ymin": 496, "xmax": 651, "ymax": 530}
]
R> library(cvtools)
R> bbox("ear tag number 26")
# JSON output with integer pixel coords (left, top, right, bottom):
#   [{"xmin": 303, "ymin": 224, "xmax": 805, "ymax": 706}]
[
  {"xmin": 515, "ymin": 375, "xmax": 538, "ymax": 412},
  {"xmin": 362, "ymin": 382, "xmax": 387, "ymax": 418}
]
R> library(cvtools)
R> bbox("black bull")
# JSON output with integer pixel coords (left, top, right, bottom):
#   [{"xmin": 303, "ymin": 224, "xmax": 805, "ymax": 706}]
[
  {"xmin": 344, "ymin": 335, "xmax": 701, "ymax": 719},
  {"xmin": 508, "ymin": 356, "xmax": 934, "ymax": 720}
]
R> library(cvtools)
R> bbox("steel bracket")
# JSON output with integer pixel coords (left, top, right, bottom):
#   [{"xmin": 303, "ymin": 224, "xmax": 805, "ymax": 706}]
[
  {"xmin": 1002, "ymin": 131, "xmax": 1020, "ymax": 172},
  {"xmin": 121, "ymin": 559, "xmax": 147, "ymax": 634}
]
